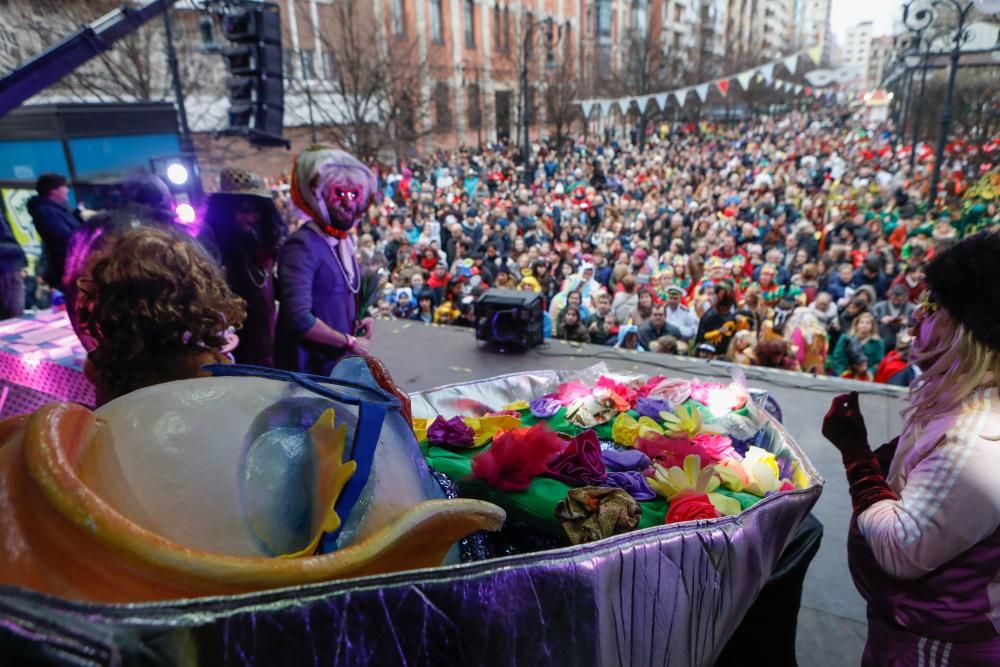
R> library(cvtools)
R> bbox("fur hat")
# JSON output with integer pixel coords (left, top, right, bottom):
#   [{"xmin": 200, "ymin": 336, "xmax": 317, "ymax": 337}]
[{"xmin": 924, "ymin": 231, "xmax": 1000, "ymax": 351}]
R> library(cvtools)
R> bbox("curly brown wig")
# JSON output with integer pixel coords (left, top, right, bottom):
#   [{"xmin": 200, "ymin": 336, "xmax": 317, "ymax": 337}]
[{"xmin": 77, "ymin": 226, "xmax": 247, "ymax": 401}]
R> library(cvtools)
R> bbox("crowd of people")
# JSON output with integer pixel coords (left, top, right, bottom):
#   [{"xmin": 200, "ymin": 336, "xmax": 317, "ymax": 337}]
[
  {"xmin": 2, "ymin": 107, "xmax": 997, "ymax": 392},
  {"xmin": 352, "ymin": 109, "xmax": 995, "ymax": 385}
]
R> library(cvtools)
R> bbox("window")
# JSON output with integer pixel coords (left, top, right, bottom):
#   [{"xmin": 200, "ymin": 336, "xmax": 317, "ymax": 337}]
[
  {"xmin": 597, "ymin": 0, "xmax": 612, "ymax": 38},
  {"xmin": 503, "ymin": 6, "xmax": 510, "ymax": 52},
  {"xmin": 632, "ymin": 0, "xmax": 648, "ymax": 34},
  {"xmin": 322, "ymin": 50, "xmax": 336, "ymax": 79},
  {"xmin": 434, "ymin": 82, "xmax": 452, "ymax": 131},
  {"xmin": 431, "ymin": 0, "xmax": 444, "ymax": 43},
  {"xmin": 493, "ymin": 5, "xmax": 501, "ymax": 50},
  {"xmin": 283, "ymin": 48, "xmax": 296, "ymax": 78},
  {"xmin": 300, "ymin": 50, "xmax": 316, "ymax": 80},
  {"xmin": 391, "ymin": 0, "xmax": 405, "ymax": 36},
  {"xmin": 464, "ymin": 0, "xmax": 475, "ymax": 48},
  {"xmin": 467, "ymin": 84, "xmax": 481, "ymax": 128},
  {"xmin": 675, "ymin": 2, "xmax": 683, "ymax": 23}
]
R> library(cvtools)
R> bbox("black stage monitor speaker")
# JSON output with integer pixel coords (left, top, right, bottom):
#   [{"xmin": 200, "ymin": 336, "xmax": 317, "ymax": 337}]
[{"xmin": 475, "ymin": 288, "xmax": 544, "ymax": 349}]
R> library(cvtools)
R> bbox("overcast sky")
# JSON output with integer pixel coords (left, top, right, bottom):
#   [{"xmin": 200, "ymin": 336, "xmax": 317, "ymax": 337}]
[{"xmin": 830, "ymin": 0, "xmax": 902, "ymax": 44}]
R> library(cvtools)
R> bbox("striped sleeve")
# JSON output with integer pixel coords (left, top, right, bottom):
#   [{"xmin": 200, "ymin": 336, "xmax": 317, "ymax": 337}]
[{"xmin": 857, "ymin": 396, "xmax": 1000, "ymax": 580}]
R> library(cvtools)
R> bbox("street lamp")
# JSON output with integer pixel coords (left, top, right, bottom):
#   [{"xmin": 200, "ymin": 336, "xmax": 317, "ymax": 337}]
[
  {"xmin": 520, "ymin": 15, "xmax": 564, "ymax": 179},
  {"xmin": 898, "ymin": 0, "xmax": 1000, "ymax": 205}
]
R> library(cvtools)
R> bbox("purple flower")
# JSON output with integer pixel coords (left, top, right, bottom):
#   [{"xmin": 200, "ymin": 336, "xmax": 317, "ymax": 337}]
[
  {"xmin": 530, "ymin": 396, "xmax": 562, "ymax": 419},
  {"xmin": 602, "ymin": 448, "xmax": 652, "ymax": 472},
  {"xmin": 605, "ymin": 471, "xmax": 658, "ymax": 501},
  {"xmin": 547, "ymin": 430, "xmax": 607, "ymax": 485},
  {"xmin": 636, "ymin": 396, "xmax": 672, "ymax": 421},
  {"xmin": 427, "ymin": 415, "xmax": 475, "ymax": 449}
]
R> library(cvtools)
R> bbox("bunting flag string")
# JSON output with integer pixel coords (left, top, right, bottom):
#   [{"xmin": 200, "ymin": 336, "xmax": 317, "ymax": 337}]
[{"xmin": 572, "ymin": 46, "xmax": 824, "ymax": 119}]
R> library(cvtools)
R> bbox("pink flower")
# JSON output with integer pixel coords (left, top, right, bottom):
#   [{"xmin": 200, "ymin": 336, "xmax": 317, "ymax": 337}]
[
  {"xmin": 555, "ymin": 381, "xmax": 591, "ymax": 406},
  {"xmin": 595, "ymin": 376, "xmax": 637, "ymax": 409},
  {"xmin": 689, "ymin": 433, "xmax": 738, "ymax": 464},
  {"xmin": 471, "ymin": 424, "xmax": 567, "ymax": 491},
  {"xmin": 690, "ymin": 382, "xmax": 728, "ymax": 405},
  {"xmin": 665, "ymin": 491, "xmax": 721, "ymax": 524},
  {"xmin": 644, "ymin": 377, "xmax": 693, "ymax": 405},
  {"xmin": 635, "ymin": 433, "xmax": 702, "ymax": 469}
]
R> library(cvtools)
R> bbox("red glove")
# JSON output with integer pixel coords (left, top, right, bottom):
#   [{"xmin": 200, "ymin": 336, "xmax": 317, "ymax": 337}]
[{"xmin": 823, "ymin": 392, "xmax": 899, "ymax": 515}]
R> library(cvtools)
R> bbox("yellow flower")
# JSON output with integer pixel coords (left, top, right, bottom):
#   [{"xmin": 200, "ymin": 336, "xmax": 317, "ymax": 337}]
[
  {"xmin": 659, "ymin": 404, "xmax": 723, "ymax": 438},
  {"xmin": 637, "ymin": 416, "xmax": 664, "ymax": 438},
  {"xmin": 648, "ymin": 454, "xmax": 741, "ymax": 516},
  {"xmin": 463, "ymin": 414, "xmax": 522, "ymax": 447},
  {"xmin": 412, "ymin": 417, "xmax": 429, "ymax": 443},
  {"xmin": 502, "ymin": 400, "xmax": 530, "ymax": 412},
  {"xmin": 739, "ymin": 446, "xmax": 782, "ymax": 496},
  {"xmin": 612, "ymin": 412, "xmax": 640, "ymax": 447}
]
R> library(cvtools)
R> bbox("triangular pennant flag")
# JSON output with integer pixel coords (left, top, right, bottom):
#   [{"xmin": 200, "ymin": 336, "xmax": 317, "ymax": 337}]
[
  {"xmin": 759, "ymin": 63, "xmax": 775, "ymax": 83},
  {"xmin": 694, "ymin": 84, "xmax": 709, "ymax": 102},
  {"xmin": 655, "ymin": 93, "xmax": 669, "ymax": 110},
  {"xmin": 642, "ymin": 95, "xmax": 658, "ymax": 112},
  {"xmin": 736, "ymin": 70, "xmax": 754, "ymax": 90},
  {"xmin": 598, "ymin": 99, "xmax": 613, "ymax": 117},
  {"xmin": 580, "ymin": 100, "xmax": 595, "ymax": 118},
  {"xmin": 807, "ymin": 46, "xmax": 822, "ymax": 65},
  {"xmin": 674, "ymin": 88, "xmax": 688, "ymax": 107},
  {"xmin": 793, "ymin": 84, "xmax": 803, "ymax": 95},
  {"xmin": 783, "ymin": 54, "xmax": 799, "ymax": 76},
  {"xmin": 717, "ymin": 79, "xmax": 730, "ymax": 96}
]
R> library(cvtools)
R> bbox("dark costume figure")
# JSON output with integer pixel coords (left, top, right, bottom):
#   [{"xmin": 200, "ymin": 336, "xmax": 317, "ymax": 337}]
[
  {"xmin": 199, "ymin": 169, "xmax": 284, "ymax": 367},
  {"xmin": 276, "ymin": 147, "xmax": 376, "ymax": 375}
]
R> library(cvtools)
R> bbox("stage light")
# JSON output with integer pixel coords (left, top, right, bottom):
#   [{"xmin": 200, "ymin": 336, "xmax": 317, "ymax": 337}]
[
  {"xmin": 176, "ymin": 203, "xmax": 196, "ymax": 224},
  {"xmin": 166, "ymin": 162, "xmax": 190, "ymax": 186}
]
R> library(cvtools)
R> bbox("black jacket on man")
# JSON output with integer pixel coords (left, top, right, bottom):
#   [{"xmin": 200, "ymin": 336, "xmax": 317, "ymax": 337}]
[{"xmin": 28, "ymin": 195, "xmax": 79, "ymax": 287}]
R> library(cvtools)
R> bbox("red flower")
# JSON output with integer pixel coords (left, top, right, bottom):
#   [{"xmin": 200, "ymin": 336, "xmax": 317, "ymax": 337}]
[
  {"xmin": 636, "ymin": 433, "xmax": 702, "ymax": 469},
  {"xmin": 471, "ymin": 424, "xmax": 567, "ymax": 491},
  {"xmin": 595, "ymin": 376, "xmax": 638, "ymax": 409},
  {"xmin": 665, "ymin": 491, "xmax": 721, "ymax": 525}
]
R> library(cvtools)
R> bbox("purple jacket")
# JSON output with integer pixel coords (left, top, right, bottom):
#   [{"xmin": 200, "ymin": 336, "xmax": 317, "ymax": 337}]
[{"xmin": 275, "ymin": 224, "xmax": 357, "ymax": 375}]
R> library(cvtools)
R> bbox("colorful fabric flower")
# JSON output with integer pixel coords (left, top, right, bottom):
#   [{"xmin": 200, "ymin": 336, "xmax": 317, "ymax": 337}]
[
  {"xmin": 690, "ymin": 433, "xmax": 738, "ymax": 464},
  {"xmin": 716, "ymin": 446, "xmax": 782, "ymax": 496},
  {"xmin": 636, "ymin": 396, "xmax": 672, "ymax": 421},
  {"xmin": 595, "ymin": 376, "xmax": 638, "ymax": 409},
  {"xmin": 665, "ymin": 491, "xmax": 721, "ymax": 524},
  {"xmin": 565, "ymin": 395, "xmax": 618, "ymax": 428},
  {"xmin": 426, "ymin": 415, "xmax": 475, "ymax": 449},
  {"xmin": 602, "ymin": 448, "xmax": 651, "ymax": 472},
  {"xmin": 605, "ymin": 471, "xmax": 657, "ymax": 501},
  {"xmin": 637, "ymin": 416, "xmax": 664, "ymax": 438},
  {"xmin": 501, "ymin": 400, "xmax": 530, "ymax": 412},
  {"xmin": 642, "ymin": 377, "xmax": 692, "ymax": 405},
  {"xmin": 691, "ymin": 383, "xmax": 748, "ymax": 417},
  {"xmin": 660, "ymin": 403, "xmax": 723, "ymax": 438},
  {"xmin": 635, "ymin": 433, "xmax": 701, "ymax": 469},
  {"xmin": 612, "ymin": 412, "xmax": 640, "ymax": 446},
  {"xmin": 555, "ymin": 486, "xmax": 641, "ymax": 545},
  {"xmin": 529, "ymin": 396, "xmax": 562, "ymax": 419},
  {"xmin": 546, "ymin": 429, "xmax": 607, "ymax": 485},
  {"xmin": 555, "ymin": 380, "xmax": 592, "ymax": 406},
  {"xmin": 471, "ymin": 424, "xmax": 566, "ymax": 491},
  {"xmin": 463, "ymin": 413, "xmax": 522, "ymax": 447},
  {"xmin": 647, "ymin": 455, "xmax": 741, "ymax": 516},
  {"xmin": 593, "ymin": 385, "xmax": 632, "ymax": 413},
  {"xmin": 412, "ymin": 417, "xmax": 429, "ymax": 443}
]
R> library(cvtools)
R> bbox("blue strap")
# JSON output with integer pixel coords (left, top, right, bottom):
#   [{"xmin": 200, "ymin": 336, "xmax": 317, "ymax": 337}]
[
  {"xmin": 203, "ymin": 363, "xmax": 397, "ymax": 553},
  {"xmin": 203, "ymin": 363, "xmax": 400, "ymax": 409},
  {"xmin": 318, "ymin": 398, "xmax": 387, "ymax": 553}
]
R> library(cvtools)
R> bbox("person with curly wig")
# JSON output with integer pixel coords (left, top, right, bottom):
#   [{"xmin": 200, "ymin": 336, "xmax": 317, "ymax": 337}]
[
  {"xmin": 823, "ymin": 231, "xmax": 1000, "ymax": 665},
  {"xmin": 77, "ymin": 226, "xmax": 246, "ymax": 406}
]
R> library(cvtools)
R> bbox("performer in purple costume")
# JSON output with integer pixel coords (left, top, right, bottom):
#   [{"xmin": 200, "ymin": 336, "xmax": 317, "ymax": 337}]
[
  {"xmin": 275, "ymin": 147, "xmax": 376, "ymax": 375},
  {"xmin": 823, "ymin": 231, "xmax": 1000, "ymax": 666}
]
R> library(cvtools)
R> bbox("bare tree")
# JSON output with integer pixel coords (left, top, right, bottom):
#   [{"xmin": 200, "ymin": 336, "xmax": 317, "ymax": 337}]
[
  {"xmin": 544, "ymin": 52, "xmax": 581, "ymax": 151},
  {"xmin": 17, "ymin": 1, "xmax": 218, "ymax": 104},
  {"xmin": 286, "ymin": 0, "xmax": 432, "ymax": 162}
]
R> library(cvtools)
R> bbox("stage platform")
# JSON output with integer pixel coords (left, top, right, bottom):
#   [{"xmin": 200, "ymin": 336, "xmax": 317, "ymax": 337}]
[{"xmin": 1, "ymin": 313, "xmax": 906, "ymax": 665}]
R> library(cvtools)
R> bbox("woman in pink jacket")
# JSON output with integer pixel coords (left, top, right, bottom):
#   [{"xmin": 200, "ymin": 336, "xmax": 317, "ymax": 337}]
[{"xmin": 823, "ymin": 231, "xmax": 1000, "ymax": 666}]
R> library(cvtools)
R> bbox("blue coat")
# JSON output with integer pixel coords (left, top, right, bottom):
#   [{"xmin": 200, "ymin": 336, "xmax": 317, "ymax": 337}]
[
  {"xmin": 275, "ymin": 225, "xmax": 358, "ymax": 375},
  {"xmin": 27, "ymin": 196, "xmax": 79, "ymax": 286}
]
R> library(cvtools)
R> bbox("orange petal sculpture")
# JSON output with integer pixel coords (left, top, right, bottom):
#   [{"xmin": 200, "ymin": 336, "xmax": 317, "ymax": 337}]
[{"xmin": 0, "ymin": 387, "xmax": 504, "ymax": 603}]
